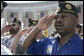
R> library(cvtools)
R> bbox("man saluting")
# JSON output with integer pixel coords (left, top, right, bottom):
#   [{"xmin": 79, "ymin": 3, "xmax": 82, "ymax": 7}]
[{"xmin": 22, "ymin": 1, "xmax": 83, "ymax": 55}]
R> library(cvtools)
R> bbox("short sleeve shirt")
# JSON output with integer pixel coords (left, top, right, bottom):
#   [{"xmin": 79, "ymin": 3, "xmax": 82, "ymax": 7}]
[
  {"xmin": 1, "ymin": 35, "xmax": 27, "ymax": 53},
  {"xmin": 27, "ymin": 34, "xmax": 83, "ymax": 55},
  {"xmin": 1, "ymin": 36, "xmax": 13, "ymax": 51},
  {"xmin": 1, "ymin": 44, "xmax": 12, "ymax": 55}
]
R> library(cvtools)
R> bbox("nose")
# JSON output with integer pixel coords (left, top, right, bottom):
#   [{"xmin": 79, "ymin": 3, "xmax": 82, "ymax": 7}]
[{"xmin": 57, "ymin": 17, "xmax": 63, "ymax": 22}]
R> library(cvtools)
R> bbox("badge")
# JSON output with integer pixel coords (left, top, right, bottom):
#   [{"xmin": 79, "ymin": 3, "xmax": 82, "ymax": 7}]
[
  {"xmin": 33, "ymin": 21, "xmax": 36, "ymax": 25},
  {"xmin": 66, "ymin": 4, "xmax": 72, "ymax": 9},
  {"xmin": 46, "ymin": 45, "xmax": 53, "ymax": 54}
]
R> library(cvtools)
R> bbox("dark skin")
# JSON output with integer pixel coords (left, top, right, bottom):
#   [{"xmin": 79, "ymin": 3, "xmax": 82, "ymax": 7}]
[
  {"xmin": 22, "ymin": 15, "xmax": 55, "ymax": 51},
  {"xmin": 55, "ymin": 12, "xmax": 79, "ymax": 47},
  {"xmin": 22, "ymin": 13, "xmax": 79, "ymax": 51}
]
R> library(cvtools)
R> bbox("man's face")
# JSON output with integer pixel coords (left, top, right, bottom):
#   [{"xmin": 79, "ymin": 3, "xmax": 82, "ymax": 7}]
[
  {"xmin": 9, "ymin": 23, "xmax": 20, "ymax": 34},
  {"xmin": 55, "ymin": 12, "xmax": 76, "ymax": 36}
]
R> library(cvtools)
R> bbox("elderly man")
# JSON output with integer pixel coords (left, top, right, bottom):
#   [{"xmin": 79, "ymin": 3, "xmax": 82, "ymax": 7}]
[{"xmin": 22, "ymin": 1, "xmax": 83, "ymax": 55}]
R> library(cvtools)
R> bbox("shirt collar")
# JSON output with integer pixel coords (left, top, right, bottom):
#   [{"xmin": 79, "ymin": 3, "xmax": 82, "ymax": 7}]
[
  {"xmin": 67, "ymin": 33, "xmax": 80, "ymax": 44},
  {"xmin": 56, "ymin": 33, "xmax": 80, "ymax": 45}
]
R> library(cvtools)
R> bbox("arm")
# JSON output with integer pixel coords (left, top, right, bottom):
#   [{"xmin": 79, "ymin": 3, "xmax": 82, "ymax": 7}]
[
  {"xmin": 22, "ymin": 26, "xmax": 41, "ymax": 51},
  {"xmin": 10, "ymin": 34, "xmax": 21, "ymax": 53},
  {"xmin": 22, "ymin": 15, "xmax": 55, "ymax": 51},
  {"xmin": 10, "ymin": 29, "xmax": 28, "ymax": 52}
]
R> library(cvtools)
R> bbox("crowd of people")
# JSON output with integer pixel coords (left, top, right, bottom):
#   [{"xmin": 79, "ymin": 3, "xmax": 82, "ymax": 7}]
[{"xmin": 1, "ymin": 1, "xmax": 83, "ymax": 55}]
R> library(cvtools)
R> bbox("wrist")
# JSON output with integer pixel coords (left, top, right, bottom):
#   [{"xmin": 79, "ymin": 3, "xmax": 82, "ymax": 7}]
[{"xmin": 35, "ymin": 25, "xmax": 42, "ymax": 31}]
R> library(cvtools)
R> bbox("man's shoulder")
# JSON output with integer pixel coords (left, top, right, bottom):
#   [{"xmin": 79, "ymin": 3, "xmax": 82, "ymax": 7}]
[
  {"xmin": 74, "ymin": 34, "xmax": 83, "ymax": 43},
  {"xmin": 74, "ymin": 36, "xmax": 83, "ymax": 48}
]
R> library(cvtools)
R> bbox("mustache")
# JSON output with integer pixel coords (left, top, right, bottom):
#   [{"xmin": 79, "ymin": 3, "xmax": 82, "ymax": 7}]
[{"xmin": 55, "ymin": 21, "xmax": 64, "ymax": 26}]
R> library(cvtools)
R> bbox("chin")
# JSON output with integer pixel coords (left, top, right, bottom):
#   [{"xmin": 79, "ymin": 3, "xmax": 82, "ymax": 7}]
[{"xmin": 57, "ymin": 30, "xmax": 64, "ymax": 36}]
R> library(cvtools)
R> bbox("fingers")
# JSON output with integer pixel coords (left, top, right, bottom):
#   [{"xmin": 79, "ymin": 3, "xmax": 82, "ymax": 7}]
[
  {"xmin": 44, "ymin": 15, "xmax": 55, "ymax": 24},
  {"xmin": 48, "ymin": 21, "xmax": 52, "ymax": 26},
  {"xmin": 41, "ymin": 15, "xmax": 49, "ymax": 20},
  {"xmin": 41, "ymin": 14, "xmax": 55, "ymax": 24},
  {"xmin": 48, "ymin": 15, "xmax": 55, "ymax": 21},
  {"xmin": 40, "ymin": 14, "xmax": 55, "ymax": 22}
]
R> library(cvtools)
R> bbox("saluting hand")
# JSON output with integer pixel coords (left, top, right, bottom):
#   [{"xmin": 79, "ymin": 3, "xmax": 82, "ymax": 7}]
[
  {"xmin": 36, "ymin": 15, "xmax": 55, "ymax": 30},
  {"xmin": 1, "ymin": 25, "xmax": 10, "ymax": 35}
]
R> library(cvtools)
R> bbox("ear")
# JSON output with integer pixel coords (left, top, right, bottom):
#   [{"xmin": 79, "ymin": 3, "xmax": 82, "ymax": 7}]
[{"xmin": 75, "ymin": 18, "xmax": 79, "ymax": 25}]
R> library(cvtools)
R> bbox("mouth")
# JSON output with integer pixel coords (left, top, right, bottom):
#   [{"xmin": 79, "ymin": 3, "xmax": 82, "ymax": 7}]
[{"xmin": 56, "ymin": 24, "xmax": 63, "ymax": 29}]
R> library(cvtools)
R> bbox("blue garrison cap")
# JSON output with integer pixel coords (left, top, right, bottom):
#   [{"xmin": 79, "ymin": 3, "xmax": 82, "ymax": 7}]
[{"xmin": 55, "ymin": 1, "xmax": 78, "ymax": 17}]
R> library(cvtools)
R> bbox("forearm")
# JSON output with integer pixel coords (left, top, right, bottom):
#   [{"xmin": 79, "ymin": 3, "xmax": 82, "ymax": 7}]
[
  {"xmin": 22, "ymin": 26, "xmax": 41, "ymax": 51},
  {"xmin": 11, "ymin": 34, "xmax": 21, "ymax": 52}
]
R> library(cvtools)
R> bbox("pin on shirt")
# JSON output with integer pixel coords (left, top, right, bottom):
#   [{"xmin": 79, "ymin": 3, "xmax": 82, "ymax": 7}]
[{"xmin": 46, "ymin": 45, "xmax": 53, "ymax": 54}]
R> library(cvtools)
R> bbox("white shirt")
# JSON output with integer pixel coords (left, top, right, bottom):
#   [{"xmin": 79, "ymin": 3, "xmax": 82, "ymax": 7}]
[
  {"xmin": 1, "ymin": 36, "xmax": 13, "ymax": 51},
  {"xmin": 1, "ymin": 44, "xmax": 12, "ymax": 55}
]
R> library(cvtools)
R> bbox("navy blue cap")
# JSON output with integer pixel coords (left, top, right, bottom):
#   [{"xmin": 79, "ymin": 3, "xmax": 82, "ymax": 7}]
[
  {"xmin": 55, "ymin": 1, "xmax": 78, "ymax": 17},
  {"xmin": 12, "ymin": 18, "xmax": 21, "ymax": 26},
  {"xmin": 28, "ymin": 18, "xmax": 38, "ymax": 27}
]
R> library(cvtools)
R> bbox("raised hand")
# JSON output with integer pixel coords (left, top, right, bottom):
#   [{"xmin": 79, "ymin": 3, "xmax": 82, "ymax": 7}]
[
  {"xmin": 36, "ymin": 15, "xmax": 55, "ymax": 30},
  {"xmin": 1, "ymin": 25, "xmax": 10, "ymax": 35}
]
